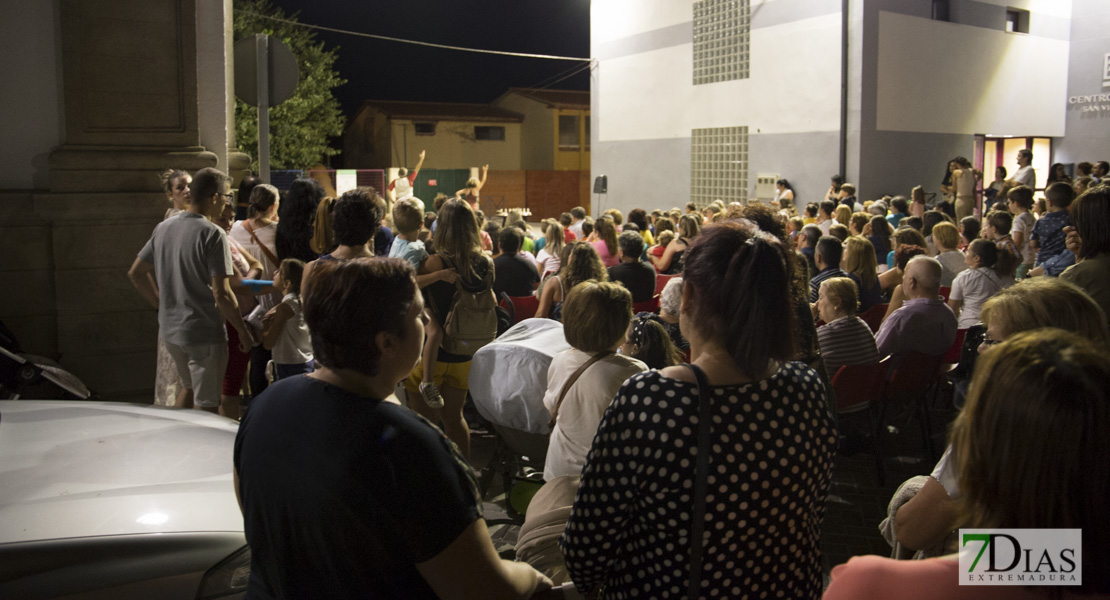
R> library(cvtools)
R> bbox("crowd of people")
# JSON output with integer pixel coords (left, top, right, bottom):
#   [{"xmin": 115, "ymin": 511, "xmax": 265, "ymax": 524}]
[{"xmin": 129, "ymin": 148, "xmax": 1110, "ymax": 598}]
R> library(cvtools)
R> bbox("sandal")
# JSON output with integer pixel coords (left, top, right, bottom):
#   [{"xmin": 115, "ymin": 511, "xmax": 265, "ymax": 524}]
[{"xmin": 419, "ymin": 381, "xmax": 445, "ymax": 409}]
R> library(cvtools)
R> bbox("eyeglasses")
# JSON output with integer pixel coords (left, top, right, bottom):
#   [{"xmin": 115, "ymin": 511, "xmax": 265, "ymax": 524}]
[
  {"xmin": 981, "ymin": 334, "xmax": 1003, "ymax": 348},
  {"xmin": 218, "ymin": 192, "xmax": 234, "ymax": 204}
]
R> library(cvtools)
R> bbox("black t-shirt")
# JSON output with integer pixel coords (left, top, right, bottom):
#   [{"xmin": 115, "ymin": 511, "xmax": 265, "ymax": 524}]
[
  {"xmin": 493, "ymin": 253, "xmax": 540, "ymax": 297},
  {"xmin": 234, "ymin": 376, "xmax": 481, "ymax": 599},
  {"xmin": 607, "ymin": 260, "xmax": 657, "ymax": 303}
]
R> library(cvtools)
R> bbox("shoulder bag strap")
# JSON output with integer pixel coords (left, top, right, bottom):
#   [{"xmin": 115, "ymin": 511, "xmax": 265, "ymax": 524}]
[
  {"xmin": 686, "ymin": 363, "xmax": 712, "ymax": 600},
  {"xmin": 244, "ymin": 221, "xmax": 280, "ymax": 268},
  {"xmin": 547, "ymin": 351, "xmax": 614, "ymax": 428}
]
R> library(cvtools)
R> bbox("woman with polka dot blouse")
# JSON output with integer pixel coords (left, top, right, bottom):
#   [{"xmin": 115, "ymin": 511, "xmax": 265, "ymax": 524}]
[{"xmin": 560, "ymin": 220, "xmax": 838, "ymax": 599}]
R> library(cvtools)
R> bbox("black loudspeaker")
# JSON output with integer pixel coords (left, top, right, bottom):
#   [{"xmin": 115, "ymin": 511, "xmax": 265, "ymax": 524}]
[{"xmin": 593, "ymin": 175, "xmax": 608, "ymax": 194}]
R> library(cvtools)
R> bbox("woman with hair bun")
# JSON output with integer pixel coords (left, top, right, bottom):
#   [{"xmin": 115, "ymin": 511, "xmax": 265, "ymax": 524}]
[{"xmin": 563, "ymin": 221, "xmax": 837, "ymax": 600}]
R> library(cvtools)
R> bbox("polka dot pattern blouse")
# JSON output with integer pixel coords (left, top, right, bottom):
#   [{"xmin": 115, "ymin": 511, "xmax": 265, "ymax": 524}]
[{"xmin": 560, "ymin": 362, "xmax": 837, "ymax": 599}]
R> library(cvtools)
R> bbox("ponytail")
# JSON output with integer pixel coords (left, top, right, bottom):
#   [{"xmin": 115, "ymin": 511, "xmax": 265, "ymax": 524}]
[{"xmin": 684, "ymin": 222, "xmax": 798, "ymax": 379}]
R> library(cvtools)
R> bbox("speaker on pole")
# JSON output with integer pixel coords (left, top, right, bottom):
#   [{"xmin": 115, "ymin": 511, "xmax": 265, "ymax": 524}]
[{"xmin": 593, "ymin": 175, "xmax": 607, "ymax": 194}]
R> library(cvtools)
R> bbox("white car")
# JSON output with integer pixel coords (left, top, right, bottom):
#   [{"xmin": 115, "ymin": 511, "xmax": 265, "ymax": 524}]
[{"xmin": 0, "ymin": 401, "xmax": 248, "ymax": 599}]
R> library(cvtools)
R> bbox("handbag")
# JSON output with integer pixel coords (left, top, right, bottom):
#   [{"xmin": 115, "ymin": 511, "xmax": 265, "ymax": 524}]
[
  {"xmin": 548, "ymin": 351, "xmax": 613, "ymax": 429},
  {"xmin": 243, "ymin": 221, "xmax": 280, "ymax": 269}
]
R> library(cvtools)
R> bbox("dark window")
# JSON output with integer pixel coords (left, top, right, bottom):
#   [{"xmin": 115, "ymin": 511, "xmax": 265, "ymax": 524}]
[
  {"xmin": 931, "ymin": 0, "xmax": 949, "ymax": 22},
  {"xmin": 559, "ymin": 115, "xmax": 580, "ymax": 149},
  {"xmin": 1006, "ymin": 9, "xmax": 1029, "ymax": 34},
  {"xmin": 475, "ymin": 126, "xmax": 505, "ymax": 141},
  {"xmin": 414, "ymin": 122, "xmax": 436, "ymax": 135}
]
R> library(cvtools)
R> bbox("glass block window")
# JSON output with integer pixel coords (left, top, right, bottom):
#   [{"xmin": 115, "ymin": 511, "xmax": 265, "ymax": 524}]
[
  {"xmin": 693, "ymin": 0, "xmax": 750, "ymax": 85},
  {"xmin": 691, "ymin": 126, "xmax": 748, "ymax": 206}
]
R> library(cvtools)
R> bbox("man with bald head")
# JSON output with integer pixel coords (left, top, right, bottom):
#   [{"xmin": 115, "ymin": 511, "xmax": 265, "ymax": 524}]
[{"xmin": 875, "ymin": 256, "xmax": 957, "ymax": 360}]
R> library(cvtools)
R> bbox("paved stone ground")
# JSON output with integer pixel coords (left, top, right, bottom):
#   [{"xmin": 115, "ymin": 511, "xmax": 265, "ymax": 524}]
[{"xmin": 468, "ymin": 391, "xmax": 960, "ymax": 576}]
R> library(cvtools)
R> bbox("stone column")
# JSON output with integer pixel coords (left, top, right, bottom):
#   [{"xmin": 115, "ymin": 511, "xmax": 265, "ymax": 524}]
[
  {"xmin": 37, "ymin": 0, "xmax": 227, "ymax": 402},
  {"xmin": 224, "ymin": 0, "xmax": 254, "ymax": 186}
]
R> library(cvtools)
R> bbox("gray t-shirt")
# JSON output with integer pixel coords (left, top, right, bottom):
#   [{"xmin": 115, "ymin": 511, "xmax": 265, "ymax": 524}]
[{"xmin": 138, "ymin": 212, "xmax": 234, "ymax": 345}]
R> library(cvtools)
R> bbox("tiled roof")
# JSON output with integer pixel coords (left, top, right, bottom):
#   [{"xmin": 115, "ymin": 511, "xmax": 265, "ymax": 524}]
[
  {"xmin": 503, "ymin": 87, "xmax": 590, "ymax": 109},
  {"xmin": 357, "ymin": 100, "xmax": 524, "ymax": 123}
]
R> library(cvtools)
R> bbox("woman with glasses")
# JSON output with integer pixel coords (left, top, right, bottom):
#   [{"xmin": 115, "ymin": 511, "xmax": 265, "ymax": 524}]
[
  {"xmin": 826, "ymin": 327, "xmax": 1110, "ymax": 599},
  {"xmin": 884, "ymin": 277, "xmax": 1108, "ymax": 556}
]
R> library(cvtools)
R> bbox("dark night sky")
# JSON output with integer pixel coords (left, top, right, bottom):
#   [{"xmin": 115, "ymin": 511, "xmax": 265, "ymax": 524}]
[{"xmin": 265, "ymin": 0, "xmax": 592, "ymax": 118}]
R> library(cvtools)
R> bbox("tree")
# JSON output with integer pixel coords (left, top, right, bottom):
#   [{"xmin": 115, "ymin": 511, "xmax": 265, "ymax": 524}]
[{"xmin": 233, "ymin": 0, "xmax": 346, "ymax": 170}]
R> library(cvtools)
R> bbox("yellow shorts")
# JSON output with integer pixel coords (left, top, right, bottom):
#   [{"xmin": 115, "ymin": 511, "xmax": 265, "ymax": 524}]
[{"xmin": 403, "ymin": 359, "xmax": 471, "ymax": 393}]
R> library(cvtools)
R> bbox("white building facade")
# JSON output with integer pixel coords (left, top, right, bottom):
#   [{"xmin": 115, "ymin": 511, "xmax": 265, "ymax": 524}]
[{"xmin": 590, "ymin": 0, "xmax": 1110, "ymax": 214}]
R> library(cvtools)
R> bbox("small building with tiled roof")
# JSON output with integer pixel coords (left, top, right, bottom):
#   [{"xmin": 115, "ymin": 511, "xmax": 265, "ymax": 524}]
[
  {"xmin": 495, "ymin": 88, "xmax": 590, "ymax": 171},
  {"xmin": 343, "ymin": 99, "xmax": 526, "ymax": 171}
]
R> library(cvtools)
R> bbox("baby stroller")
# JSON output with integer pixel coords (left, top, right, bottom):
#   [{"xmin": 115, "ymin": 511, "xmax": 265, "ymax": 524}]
[
  {"xmin": 470, "ymin": 318, "xmax": 570, "ymax": 520},
  {"xmin": 0, "ymin": 322, "xmax": 94, "ymax": 400}
]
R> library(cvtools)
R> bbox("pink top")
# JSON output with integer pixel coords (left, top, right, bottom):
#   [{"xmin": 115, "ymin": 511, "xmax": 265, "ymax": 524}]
[
  {"xmin": 592, "ymin": 239, "xmax": 618, "ymax": 267},
  {"xmin": 823, "ymin": 555, "xmax": 1099, "ymax": 600}
]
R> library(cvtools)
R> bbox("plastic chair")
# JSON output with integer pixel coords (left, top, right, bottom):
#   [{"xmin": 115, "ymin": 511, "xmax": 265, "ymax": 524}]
[
  {"xmin": 831, "ymin": 363, "xmax": 888, "ymax": 485},
  {"xmin": 942, "ymin": 329, "xmax": 967, "ymax": 365},
  {"xmin": 653, "ymin": 273, "xmax": 678, "ymax": 297},
  {"xmin": 499, "ymin": 293, "xmax": 540, "ymax": 324},
  {"xmin": 859, "ymin": 303, "xmax": 888, "ymax": 333},
  {"xmin": 632, "ymin": 297, "xmax": 660, "ymax": 314},
  {"xmin": 881, "ymin": 352, "xmax": 945, "ymax": 461}
]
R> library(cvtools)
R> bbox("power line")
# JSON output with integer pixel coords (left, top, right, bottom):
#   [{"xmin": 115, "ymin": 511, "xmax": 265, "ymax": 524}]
[
  {"xmin": 532, "ymin": 61, "xmax": 596, "ymax": 91},
  {"xmin": 237, "ymin": 11, "xmax": 593, "ymax": 63},
  {"xmin": 527, "ymin": 59, "xmax": 596, "ymax": 90}
]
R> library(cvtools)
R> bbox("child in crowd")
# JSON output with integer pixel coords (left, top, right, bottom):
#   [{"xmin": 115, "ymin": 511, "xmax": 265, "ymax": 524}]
[
  {"xmin": 1030, "ymin": 182, "xmax": 1076, "ymax": 266},
  {"xmin": 1004, "ymin": 185, "xmax": 1036, "ymax": 279},
  {"xmin": 262, "ymin": 259, "xmax": 313, "ymax": 380},
  {"xmin": 981, "ymin": 210, "xmax": 1020, "ymax": 278},
  {"xmin": 390, "ymin": 197, "xmax": 459, "ymax": 408},
  {"xmin": 803, "ymin": 202, "xmax": 819, "ymax": 224},
  {"xmin": 649, "ymin": 230, "xmax": 675, "ymax": 260},
  {"xmin": 580, "ymin": 217, "xmax": 595, "ymax": 240},
  {"xmin": 420, "ymin": 211, "xmax": 436, "ymax": 252}
]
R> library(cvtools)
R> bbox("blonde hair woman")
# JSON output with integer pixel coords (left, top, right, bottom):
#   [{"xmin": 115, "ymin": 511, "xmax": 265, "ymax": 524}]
[
  {"xmin": 815, "ymin": 277, "xmax": 879, "ymax": 376},
  {"xmin": 827, "ymin": 328, "xmax": 1110, "ymax": 598},
  {"xmin": 841, "ymin": 235, "xmax": 883, "ymax": 312},
  {"xmin": 931, "ymin": 221, "xmax": 966, "ymax": 287},
  {"xmin": 535, "ymin": 219, "xmax": 565, "ymax": 280}
]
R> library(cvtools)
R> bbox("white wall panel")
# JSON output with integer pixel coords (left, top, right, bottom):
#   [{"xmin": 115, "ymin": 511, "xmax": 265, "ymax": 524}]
[
  {"xmin": 598, "ymin": 13, "xmax": 842, "ymax": 141},
  {"xmin": 875, "ymin": 10, "xmax": 1068, "ymax": 136}
]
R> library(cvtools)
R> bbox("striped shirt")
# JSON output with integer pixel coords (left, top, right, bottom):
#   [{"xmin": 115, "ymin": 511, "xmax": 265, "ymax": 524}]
[
  {"xmin": 810, "ymin": 267, "xmax": 850, "ymax": 302},
  {"xmin": 817, "ymin": 316, "xmax": 880, "ymax": 378}
]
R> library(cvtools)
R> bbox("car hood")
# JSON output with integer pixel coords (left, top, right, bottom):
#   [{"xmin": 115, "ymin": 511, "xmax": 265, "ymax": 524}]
[{"xmin": 0, "ymin": 401, "xmax": 243, "ymax": 544}]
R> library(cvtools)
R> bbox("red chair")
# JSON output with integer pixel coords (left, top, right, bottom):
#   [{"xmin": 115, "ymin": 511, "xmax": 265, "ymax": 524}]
[
  {"xmin": 938, "ymin": 286, "xmax": 952, "ymax": 302},
  {"xmin": 859, "ymin": 303, "xmax": 888, "ymax": 333},
  {"xmin": 832, "ymin": 362, "xmax": 888, "ymax": 484},
  {"xmin": 942, "ymin": 329, "xmax": 967, "ymax": 365},
  {"xmin": 653, "ymin": 273, "xmax": 678, "ymax": 297},
  {"xmin": 632, "ymin": 298, "xmax": 660, "ymax": 314},
  {"xmin": 500, "ymin": 294, "xmax": 540, "ymax": 324},
  {"xmin": 881, "ymin": 352, "xmax": 946, "ymax": 461}
]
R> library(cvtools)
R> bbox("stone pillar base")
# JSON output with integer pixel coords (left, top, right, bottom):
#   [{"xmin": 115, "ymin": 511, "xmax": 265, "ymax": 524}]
[{"xmin": 35, "ymin": 146, "xmax": 221, "ymax": 401}]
